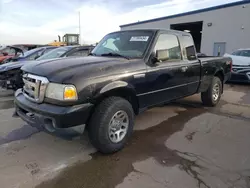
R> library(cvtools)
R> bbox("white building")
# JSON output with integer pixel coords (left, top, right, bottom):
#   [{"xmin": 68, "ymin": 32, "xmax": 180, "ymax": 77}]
[{"xmin": 120, "ymin": 1, "xmax": 250, "ymax": 56}]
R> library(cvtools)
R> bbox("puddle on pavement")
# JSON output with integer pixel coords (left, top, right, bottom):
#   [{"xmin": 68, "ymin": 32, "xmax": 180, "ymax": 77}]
[
  {"xmin": 226, "ymin": 83, "xmax": 250, "ymax": 92},
  {"xmin": 226, "ymin": 84, "xmax": 250, "ymax": 105},
  {"xmin": 0, "ymin": 125, "xmax": 40, "ymax": 145},
  {"xmin": 228, "ymin": 84, "xmax": 250, "ymax": 104},
  {"xmin": 0, "ymin": 100, "xmax": 14, "ymax": 110},
  {"xmin": 240, "ymin": 93, "xmax": 250, "ymax": 105},
  {"xmin": 36, "ymin": 106, "xmax": 206, "ymax": 188}
]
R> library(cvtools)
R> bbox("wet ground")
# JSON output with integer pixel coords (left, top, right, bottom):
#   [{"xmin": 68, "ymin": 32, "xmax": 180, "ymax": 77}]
[{"xmin": 0, "ymin": 84, "xmax": 250, "ymax": 188}]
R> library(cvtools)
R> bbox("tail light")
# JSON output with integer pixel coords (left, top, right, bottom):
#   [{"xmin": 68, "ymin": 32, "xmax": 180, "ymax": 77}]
[{"xmin": 227, "ymin": 60, "xmax": 232, "ymax": 72}]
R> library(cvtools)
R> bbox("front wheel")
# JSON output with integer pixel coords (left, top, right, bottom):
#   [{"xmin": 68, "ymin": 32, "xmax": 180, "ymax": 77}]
[
  {"xmin": 201, "ymin": 76, "xmax": 222, "ymax": 107},
  {"xmin": 88, "ymin": 97, "xmax": 134, "ymax": 154}
]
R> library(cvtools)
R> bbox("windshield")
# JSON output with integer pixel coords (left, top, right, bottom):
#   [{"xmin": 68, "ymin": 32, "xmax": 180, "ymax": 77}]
[
  {"xmin": 37, "ymin": 47, "xmax": 72, "ymax": 60},
  {"xmin": 19, "ymin": 48, "xmax": 43, "ymax": 57},
  {"xmin": 239, "ymin": 50, "xmax": 250, "ymax": 57},
  {"xmin": 92, "ymin": 30, "xmax": 154, "ymax": 58},
  {"xmin": 232, "ymin": 50, "xmax": 250, "ymax": 57}
]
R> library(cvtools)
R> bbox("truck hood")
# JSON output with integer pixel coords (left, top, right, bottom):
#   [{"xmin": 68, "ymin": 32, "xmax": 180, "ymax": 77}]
[
  {"xmin": 0, "ymin": 60, "xmax": 35, "ymax": 72},
  {"xmin": 22, "ymin": 56, "xmax": 138, "ymax": 83}
]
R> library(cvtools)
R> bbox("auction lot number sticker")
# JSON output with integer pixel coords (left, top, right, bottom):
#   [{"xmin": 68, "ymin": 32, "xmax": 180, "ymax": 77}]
[{"xmin": 130, "ymin": 36, "xmax": 149, "ymax": 42}]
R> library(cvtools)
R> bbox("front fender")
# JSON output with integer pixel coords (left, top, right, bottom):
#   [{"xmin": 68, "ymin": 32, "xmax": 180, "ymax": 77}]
[
  {"xmin": 78, "ymin": 80, "xmax": 137, "ymax": 105},
  {"xmin": 97, "ymin": 81, "xmax": 138, "ymax": 113},
  {"xmin": 99, "ymin": 81, "xmax": 131, "ymax": 94}
]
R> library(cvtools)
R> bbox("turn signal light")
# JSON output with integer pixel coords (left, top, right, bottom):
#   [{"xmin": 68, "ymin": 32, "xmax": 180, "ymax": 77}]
[{"xmin": 64, "ymin": 86, "xmax": 78, "ymax": 100}]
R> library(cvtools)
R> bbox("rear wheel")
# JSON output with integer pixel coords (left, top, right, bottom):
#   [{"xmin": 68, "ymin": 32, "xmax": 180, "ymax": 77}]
[
  {"xmin": 88, "ymin": 97, "xmax": 134, "ymax": 154},
  {"xmin": 201, "ymin": 76, "xmax": 222, "ymax": 106}
]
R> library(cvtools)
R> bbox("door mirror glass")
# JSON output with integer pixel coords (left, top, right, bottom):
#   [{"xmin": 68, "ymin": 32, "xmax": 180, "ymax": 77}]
[{"xmin": 156, "ymin": 49, "xmax": 169, "ymax": 61}]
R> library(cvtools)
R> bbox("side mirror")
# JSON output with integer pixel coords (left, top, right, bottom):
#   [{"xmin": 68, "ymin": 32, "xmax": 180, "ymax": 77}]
[
  {"xmin": 149, "ymin": 52, "xmax": 159, "ymax": 65},
  {"xmin": 150, "ymin": 49, "xmax": 170, "ymax": 65},
  {"xmin": 3, "ymin": 52, "xmax": 8, "ymax": 56},
  {"xmin": 156, "ymin": 49, "xmax": 169, "ymax": 61}
]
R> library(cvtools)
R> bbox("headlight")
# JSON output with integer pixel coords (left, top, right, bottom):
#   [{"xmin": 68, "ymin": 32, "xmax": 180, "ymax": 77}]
[{"xmin": 45, "ymin": 83, "xmax": 78, "ymax": 101}]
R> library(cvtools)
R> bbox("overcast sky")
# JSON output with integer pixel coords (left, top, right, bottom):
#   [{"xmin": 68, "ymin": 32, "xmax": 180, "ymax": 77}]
[{"xmin": 0, "ymin": 0, "xmax": 242, "ymax": 45}]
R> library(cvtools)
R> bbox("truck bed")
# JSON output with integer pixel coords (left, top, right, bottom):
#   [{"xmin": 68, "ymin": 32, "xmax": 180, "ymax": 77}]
[
  {"xmin": 199, "ymin": 56, "xmax": 231, "ymax": 62},
  {"xmin": 198, "ymin": 56, "xmax": 232, "ymax": 93}
]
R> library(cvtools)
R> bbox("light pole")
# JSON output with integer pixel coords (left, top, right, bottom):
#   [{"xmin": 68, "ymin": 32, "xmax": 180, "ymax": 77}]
[{"xmin": 79, "ymin": 11, "xmax": 81, "ymax": 45}]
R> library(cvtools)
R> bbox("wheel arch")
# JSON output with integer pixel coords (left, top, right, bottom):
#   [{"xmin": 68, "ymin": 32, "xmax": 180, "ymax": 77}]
[
  {"xmin": 94, "ymin": 81, "xmax": 139, "ymax": 115},
  {"xmin": 214, "ymin": 69, "xmax": 224, "ymax": 93},
  {"xmin": 214, "ymin": 69, "xmax": 224, "ymax": 83}
]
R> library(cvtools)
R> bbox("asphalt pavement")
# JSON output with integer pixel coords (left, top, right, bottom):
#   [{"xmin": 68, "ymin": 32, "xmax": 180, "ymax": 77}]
[{"xmin": 0, "ymin": 84, "xmax": 250, "ymax": 188}]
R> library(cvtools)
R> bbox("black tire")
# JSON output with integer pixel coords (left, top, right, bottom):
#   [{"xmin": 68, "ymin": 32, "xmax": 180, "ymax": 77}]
[
  {"xmin": 88, "ymin": 97, "xmax": 134, "ymax": 154},
  {"xmin": 201, "ymin": 76, "xmax": 222, "ymax": 107}
]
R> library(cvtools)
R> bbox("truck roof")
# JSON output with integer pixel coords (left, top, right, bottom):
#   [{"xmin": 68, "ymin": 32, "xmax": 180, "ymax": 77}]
[{"xmin": 114, "ymin": 29, "xmax": 191, "ymax": 36}]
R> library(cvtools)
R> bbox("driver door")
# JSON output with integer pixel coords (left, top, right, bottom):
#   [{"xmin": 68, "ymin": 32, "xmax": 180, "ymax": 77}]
[{"xmin": 141, "ymin": 32, "xmax": 188, "ymax": 107}]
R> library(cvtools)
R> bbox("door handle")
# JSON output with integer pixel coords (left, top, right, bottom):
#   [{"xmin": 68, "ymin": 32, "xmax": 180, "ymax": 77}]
[{"xmin": 181, "ymin": 66, "xmax": 188, "ymax": 72}]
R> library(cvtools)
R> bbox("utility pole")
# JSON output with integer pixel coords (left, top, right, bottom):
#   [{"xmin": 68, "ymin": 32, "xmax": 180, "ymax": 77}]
[{"xmin": 79, "ymin": 11, "xmax": 81, "ymax": 45}]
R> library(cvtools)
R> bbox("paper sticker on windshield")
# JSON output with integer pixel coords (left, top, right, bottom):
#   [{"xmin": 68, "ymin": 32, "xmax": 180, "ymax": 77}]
[{"xmin": 130, "ymin": 36, "xmax": 149, "ymax": 42}]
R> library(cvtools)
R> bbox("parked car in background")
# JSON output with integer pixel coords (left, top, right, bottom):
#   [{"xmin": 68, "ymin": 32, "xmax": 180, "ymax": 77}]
[
  {"xmin": 0, "ymin": 46, "xmax": 24, "ymax": 63},
  {"xmin": 13, "ymin": 44, "xmax": 45, "ymax": 51},
  {"xmin": 15, "ymin": 29, "xmax": 232, "ymax": 153},
  {"xmin": 0, "ymin": 45, "xmax": 94, "ymax": 90},
  {"xmin": 224, "ymin": 49, "xmax": 250, "ymax": 83},
  {"xmin": 36, "ymin": 45, "xmax": 95, "ymax": 61},
  {"xmin": 3, "ymin": 46, "xmax": 57, "ymax": 64}
]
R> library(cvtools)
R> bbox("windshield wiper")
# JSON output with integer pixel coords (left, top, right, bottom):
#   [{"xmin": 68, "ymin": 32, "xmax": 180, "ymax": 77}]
[{"xmin": 100, "ymin": 52, "xmax": 129, "ymax": 60}]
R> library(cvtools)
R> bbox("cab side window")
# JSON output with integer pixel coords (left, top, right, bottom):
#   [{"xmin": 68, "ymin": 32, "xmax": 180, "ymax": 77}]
[
  {"xmin": 154, "ymin": 34, "xmax": 181, "ymax": 62},
  {"xmin": 182, "ymin": 35, "xmax": 197, "ymax": 60}
]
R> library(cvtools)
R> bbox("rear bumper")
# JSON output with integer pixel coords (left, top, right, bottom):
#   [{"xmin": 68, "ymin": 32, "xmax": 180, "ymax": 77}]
[{"xmin": 14, "ymin": 89, "xmax": 94, "ymax": 129}]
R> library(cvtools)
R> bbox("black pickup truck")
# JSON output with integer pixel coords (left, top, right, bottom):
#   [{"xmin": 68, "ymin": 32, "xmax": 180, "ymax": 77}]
[{"xmin": 14, "ymin": 29, "xmax": 232, "ymax": 153}]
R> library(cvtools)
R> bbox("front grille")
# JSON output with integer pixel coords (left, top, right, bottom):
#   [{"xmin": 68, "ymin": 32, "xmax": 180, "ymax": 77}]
[
  {"xmin": 22, "ymin": 74, "xmax": 49, "ymax": 103},
  {"xmin": 232, "ymin": 65, "xmax": 250, "ymax": 73}
]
